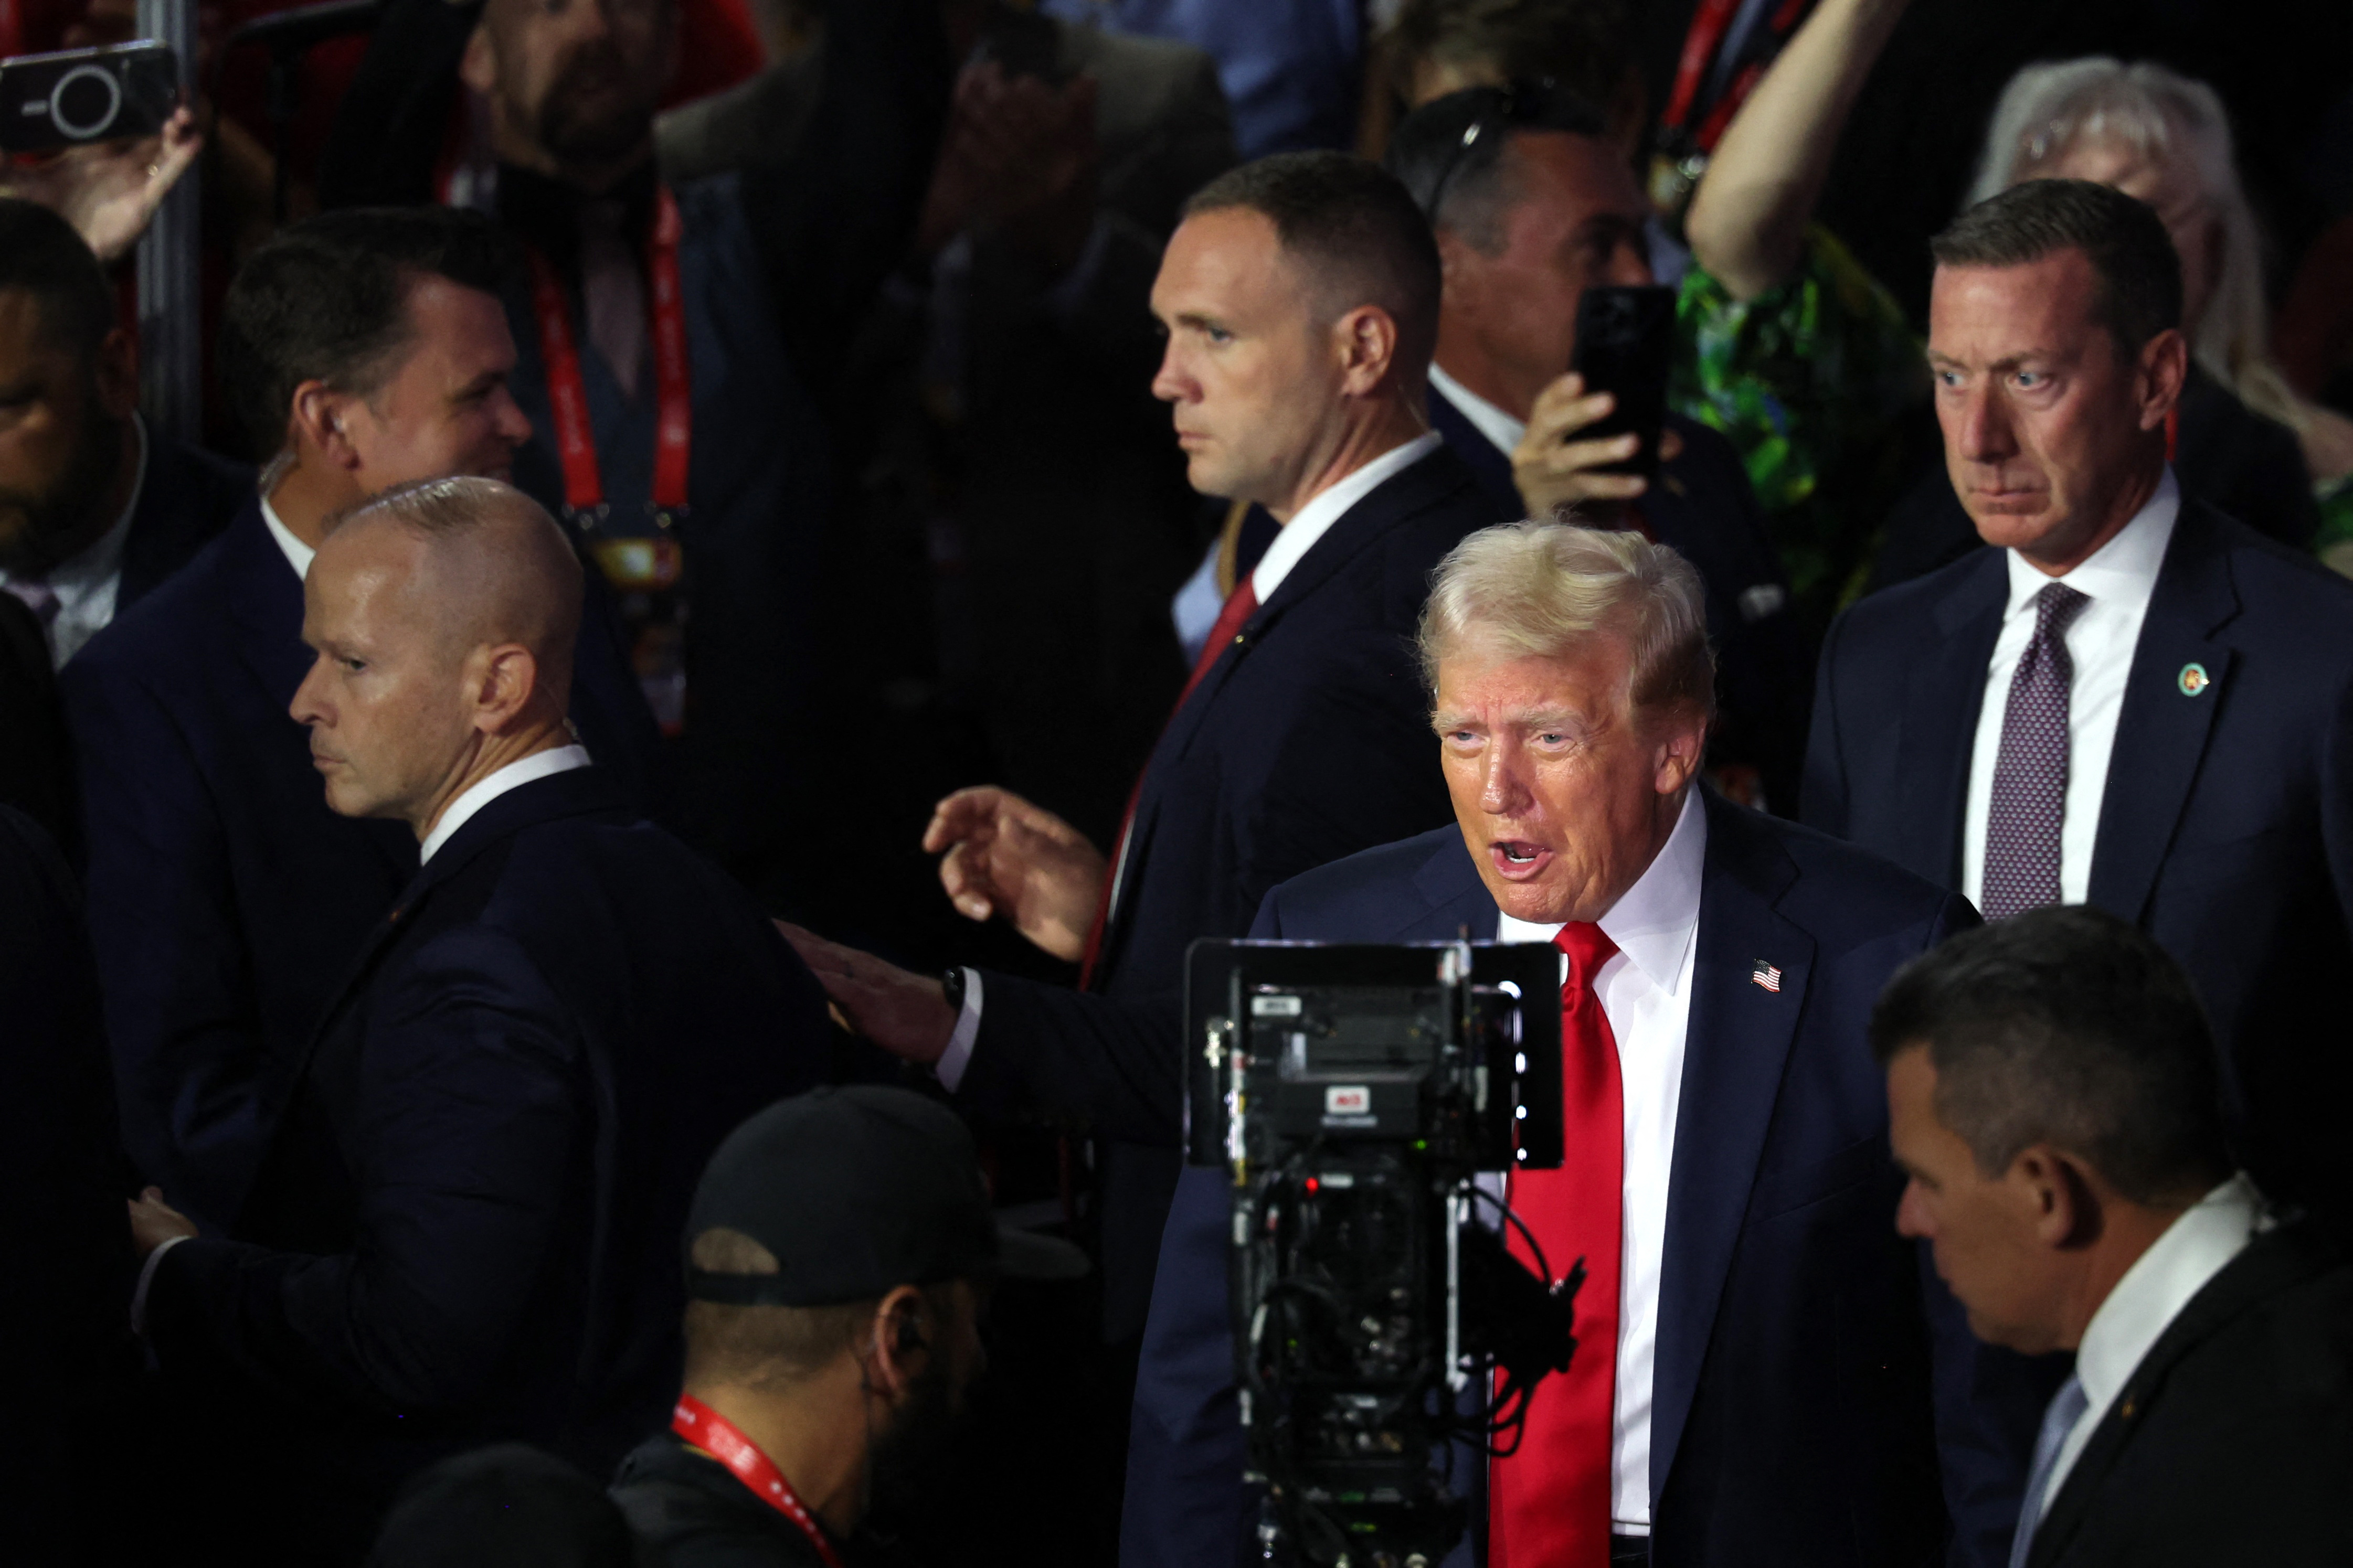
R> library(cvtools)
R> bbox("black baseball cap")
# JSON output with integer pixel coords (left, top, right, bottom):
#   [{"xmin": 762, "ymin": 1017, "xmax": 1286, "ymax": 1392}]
[{"xmin": 684, "ymin": 1085, "xmax": 1086, "ymax": 1307}]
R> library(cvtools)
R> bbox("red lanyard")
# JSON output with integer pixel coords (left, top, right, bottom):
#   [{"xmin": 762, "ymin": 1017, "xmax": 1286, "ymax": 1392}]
[
  {"xmin": 1660, "ymin": 0, "xmax": 1811, "ymax": 153},
  {"xmin": 672, "ymin": 1395, "xmax": 846, "ymax": 1568},
  {"xmin": 525, "ymin": 185, "xmax": 694, "ymax": 522}
]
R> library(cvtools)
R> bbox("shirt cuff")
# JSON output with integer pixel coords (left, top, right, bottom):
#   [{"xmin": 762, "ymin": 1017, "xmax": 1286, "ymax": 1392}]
[
  {"xmin": 935, "ymin": 968, "xmax": 984, "ymax": 1094},
  {"xmin": 132, "ymin": 1234, "xmax": 191, "ymax": 1337}
]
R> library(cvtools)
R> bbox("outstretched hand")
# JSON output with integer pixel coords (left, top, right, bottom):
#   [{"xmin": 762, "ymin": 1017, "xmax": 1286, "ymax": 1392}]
[
  {"xmin": 776, "ymin": 922, "xmax": 957, "ymax": 1065},
  {"xmin": 1511, "ymin": 371, "xmax": 1684, "ymax": 524},
  {"xmin": 923, "ymin": 786, "xmax": 1105, "ymax": 963},
  {"xmin": 0, "ymin": 106, "xmax": 203, "ymax": 264},
  {"xmin": 128, "ymin": 1185, "xmax": 197, "ymax": 1260}
]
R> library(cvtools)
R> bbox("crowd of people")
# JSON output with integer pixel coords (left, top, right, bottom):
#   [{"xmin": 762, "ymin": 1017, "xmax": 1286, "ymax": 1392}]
[{"xmin": 3, "ymin": 0, "xmax": 2351, "ymax": 1563}]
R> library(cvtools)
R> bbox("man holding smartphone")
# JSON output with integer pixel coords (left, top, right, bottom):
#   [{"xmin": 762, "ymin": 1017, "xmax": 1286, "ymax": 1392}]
[{"xmin": 1386, "ymin": 83, "xmax": 1814, "ymax": 814}]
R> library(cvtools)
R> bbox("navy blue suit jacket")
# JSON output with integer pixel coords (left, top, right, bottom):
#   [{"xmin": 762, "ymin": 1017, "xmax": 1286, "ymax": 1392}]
[
  {"xmin": 1804, "ymin": 499, "xmax": 2353, "ymax": 1221},
  {"xmin": 118, "ymin": 435, "xmax": 252, "ymax": 611},
  {"xmin": 1425, "ymin": 388, "xmax": 1814, "ymax": 813},
  {"xmin": 1125, "ymin": 795, "xmax": 2050, "ymax": 1568},
  {"xmin": 144, "ymin": 767, "xmax": 832, "ymax": 1553},
  {"xmin": 60, "ymin": 498, "xmax": 661, "ymax": 1228},
  {"xmin": 0, "ymin": 807, "xmax": 128, "ymax": 1560},
  {"xmin": 961, "ymin": 444, "xmax": 1495, "ymax": 1339}
]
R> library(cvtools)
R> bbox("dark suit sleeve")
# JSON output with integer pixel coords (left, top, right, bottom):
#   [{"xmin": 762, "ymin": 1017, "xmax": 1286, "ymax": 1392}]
[
  {"xmin": 148, "ymin": 929, "xmax": 584, "ymax": 1416},
  {"xmin": 957, "ymin": 979, "xmax": 1182, "ymax": 1147},
  {"xmin": 64, "ymin": 663, "xmax": 274, "ymax": 1225},
  {"xmin": 1800, "ymin": 605, "xmax": 1854, "ymax": 836},
  {"xmin": 1907, "ymin": 893, "xmax": 2064, "ymax": 1568}
]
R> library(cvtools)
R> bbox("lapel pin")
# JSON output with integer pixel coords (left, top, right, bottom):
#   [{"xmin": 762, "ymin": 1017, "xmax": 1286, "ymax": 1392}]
[
  {"xmin": 2177, "ymin": 663, "xmax": 2211, "ymax": 696},
  {"xmin": 1751, "ymin": 960, "xmax": 1783, "ymax": 994}
]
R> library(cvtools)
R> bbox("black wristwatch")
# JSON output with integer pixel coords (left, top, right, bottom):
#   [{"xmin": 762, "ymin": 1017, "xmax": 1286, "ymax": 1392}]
[{"xmin": 940, "ymin": 965, "xmax": 967, "ymax": 1013}]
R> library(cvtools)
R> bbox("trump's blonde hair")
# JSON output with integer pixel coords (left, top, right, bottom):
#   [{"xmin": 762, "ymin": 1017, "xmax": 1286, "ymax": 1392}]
[{"xmin": 1417, "ymin": 522, "xmax": 1715, "ymax": 722}]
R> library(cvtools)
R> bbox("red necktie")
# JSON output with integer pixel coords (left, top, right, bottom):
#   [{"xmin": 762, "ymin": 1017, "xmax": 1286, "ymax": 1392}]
[
  {"xmin": 1493, "ymin": 922, "xmax": 1624, "ymax": 1568},
  {"xmin": 1076, "ymin": 578, "xmax": 1259, "ymax": 987}
]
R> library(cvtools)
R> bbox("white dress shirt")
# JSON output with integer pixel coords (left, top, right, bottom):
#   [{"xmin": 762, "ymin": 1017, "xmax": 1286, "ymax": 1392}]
[
  {"xmin": 2033, "ymin": 1171, "xmax": 2263, "ymax": 1518},
  {"xmin": 1493, "ymin": 787, "xmax": 1707, "ymax": 1533},
  {"xmin": 420, "ymin": 744, "xmax": 594, "ymax": 863},
  {"xmin": 1429, "ymin": 363, "xmax": 1527, "ymax": 458},
  {"xmin": 1247, "ymin": 430, "xmax": 1445, "ymax": 604},
  {"xmin": 0, "ymin": 414, "xmax": 148, "ymax": 667},
  {"xmin": 260, "ymin": 493, "xmax": 317, "ymax": 581},
  {"xmin": 1962, "ymin": 468, "xmax": 2179, "ymax": 909},
  {"xmin": 938, "ymin": 430, "xmax": 1447, "ymax": 1093}
]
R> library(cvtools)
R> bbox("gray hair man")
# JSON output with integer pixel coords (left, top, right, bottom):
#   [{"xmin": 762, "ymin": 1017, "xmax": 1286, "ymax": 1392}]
[
  {"xmin": 1874, "ymin": 906, "xmax": 2353, "ymax": 1567},
  {"xmin": 1138, "ymin": 520, "xmax": 2048, "ymax": 1567}
]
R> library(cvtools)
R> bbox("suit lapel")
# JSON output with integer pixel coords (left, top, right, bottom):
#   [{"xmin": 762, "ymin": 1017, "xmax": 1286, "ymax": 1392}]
[
  {"xmin": 1405, "ymin": 831, "xmax": 1502, "ymax": 941},
  {"xmin": 1892, "ymin": 553, "xmax": 2007, "ymax": 886},
  {"xmin": 2086, "ymin": 504, "xmax": 2240, "ymax": 921},
  {"xmin": 2026, "ymin": 1222, "xmax": 2328, "ymax": 1568},
  {"xmin": 1650, "ymin": 794, "xmax": 1814, "ymax": 1497},
  {"xmin": 1099, "ymin": 450, "xmax": 1474, "ymax": 969}
]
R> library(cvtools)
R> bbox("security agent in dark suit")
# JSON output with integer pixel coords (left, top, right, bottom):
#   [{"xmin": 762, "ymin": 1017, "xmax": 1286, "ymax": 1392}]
[
  {"xmin": 0, "ymin": 200, "xmax": 248, "ymax": 673},
  {"xmin": 1803, "ymin": 179, "xmax": 2353, "ymax": 1225},
  {"xmin": 65, "ymin": 210, "xmax": 661, "ymax": 1235},
  {"xmin": 1385, "ymin": 84, "xmax": 1813, "ymax": 814},
  {"xmin": 783, "ymin": 155, "xmax": 1496, "ymax": 1351},
  {"xmin": 1873, "ymin": 907, "xmax": 2353, "ymax": 1568},
  {"xmin": 0, "ymin": 806, "xmax": 129, "ymax": 1565},
  {"xmin": 1132, "ymin": 523, "xmax": 2045, "ymax": 1568},
  {"xmin": 127, "ymin": 479, "xmax": 831, "ymax": 1563}
]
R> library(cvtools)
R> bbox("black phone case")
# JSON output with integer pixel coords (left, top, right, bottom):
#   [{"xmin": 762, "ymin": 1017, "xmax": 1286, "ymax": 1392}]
[
  {"xmin": 0, "ymin": 43, "xmax": 178, "ymax": 156},
  {"xmin": 1568, "ymin": 284, "xmax": 1677, "ymax": 482}
]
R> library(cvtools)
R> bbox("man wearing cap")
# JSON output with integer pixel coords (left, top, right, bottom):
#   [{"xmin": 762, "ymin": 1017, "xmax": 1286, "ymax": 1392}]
[{"xmin": 612, "ymin": 1085, "xmax": 1081, "ymax": 1565}]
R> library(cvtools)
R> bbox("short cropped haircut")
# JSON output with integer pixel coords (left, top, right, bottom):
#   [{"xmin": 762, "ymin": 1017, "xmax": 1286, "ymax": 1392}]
[
  {"xmin": 1418, "ymin": 521, "xmax": 1715, "ymax": 722},
  {"xmin": 681, "ymin": 1228, "xmax": 960, "ymax": 1389},
  {"xmin": 1182, "ymin": 152, "xmax": 1443, "ymax": 380},
  {"xmin": 1869, "ymin": 906, "xmax": 2230, "ymax": 1206},
  {"xmin": 1931, "ymin": 177, "xmax": 2183, "ymax": 359},
  {"xmin": 0, "ymin": 198, "xmax": 116, "ymax": 359},
  {"xmin": 217, "ymin": 206, "xmax": 514, "ymax": 461},
  {"xmin": 1384, "ymin": 0, "xmax": 1633, "ymax": 115},
  {"xmin": 1388, "ymin": 83, "xmax": 1611, "ymax": 254}
]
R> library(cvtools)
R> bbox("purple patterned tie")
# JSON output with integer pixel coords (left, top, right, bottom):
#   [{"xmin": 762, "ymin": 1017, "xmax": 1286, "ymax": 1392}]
[{"xmin": 1982, "ymin": 581, "xmax": 2091, "ymax": 920}]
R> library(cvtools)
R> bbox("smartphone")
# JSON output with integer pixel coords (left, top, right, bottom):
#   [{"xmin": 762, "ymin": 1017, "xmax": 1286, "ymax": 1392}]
[
  {"xmin": 0, "ymin": 43, "xmax": 179, "ymax": 156},
  {"xmin": 1569, "ymin": 284, "xmax": 1677, "ymax": 482}
]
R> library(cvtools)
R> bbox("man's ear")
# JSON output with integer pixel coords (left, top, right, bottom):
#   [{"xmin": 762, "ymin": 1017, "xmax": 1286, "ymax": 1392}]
[
  {"xmin": 471, "ymin": 643, "xmax": 542, "ymax": 733},
  {"xmin": 459, "ymin": 18, "xmax": 500, "ymax": 100},
  {"xmin": 1434, "ymin": 228, "xmax": 1483, "ymax": 318},
  {"xmin": 864, "ymin": 1284, "xmax": 930, "ymax": 1404},
  {"xmin": 92, "ymin": 326, "xmax": 139, "ymax": 421},
  {"xmin": 2135, "ymin": 326, "xmax": 2189, "ymax": 434},
  {"xmin": 1332, "ymin": 304, "xmax": 1402, "ymax": 399},
  {"xmin": 289, "ymin": 381, "xmax": 364, "ymax": 473},
  {"xmin": 2012, "ymin": 1144, "xmax": 2103, "ymax": 1250},
  {"xmin": 1651, "ymin": 708, "xmax": 1709, "ymax": 796}
]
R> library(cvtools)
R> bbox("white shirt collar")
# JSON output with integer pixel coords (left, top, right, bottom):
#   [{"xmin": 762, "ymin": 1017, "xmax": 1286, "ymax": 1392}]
[
  {"xmin": 1493, "ymin": 787, "xmax": 1708, "ymax": 992},
  {"xmin": 1429, "ymin": 362, "xmax": 1527, "ymax": 458},
  {"xmin": 418, "ymin": 744, "xmax": 593, "ymax": 863},
  {"xmin": 2071, "ymin": 1171, "xmax": 2262, "ymax": 1421},
  {"xmin": 0, "ymin": 414, "xmax": 147, "ymax": 666},
  {"xmin": 2001, "ymin": 465, "xmax": 2178, "ymax": 622},
  {"xmin": 1249, "ymin": 430, "xmax": 1445, "ymax": 604},
  {"xmin": 260, "ymin": 492, "xmax": 316, "ymax": 581}
]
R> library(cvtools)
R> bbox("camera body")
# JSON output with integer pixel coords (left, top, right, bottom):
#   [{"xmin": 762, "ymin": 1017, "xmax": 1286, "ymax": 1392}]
[
  {"xmin": 1186, "ymin": 940, "xmax": 1573, "ymax": 1568},
  {"xmin": 0, "ymin": 44, "xmax": 178, "ymax": 157}
]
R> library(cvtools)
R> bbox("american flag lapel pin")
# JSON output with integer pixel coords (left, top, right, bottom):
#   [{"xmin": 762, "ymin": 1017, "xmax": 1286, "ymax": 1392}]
[{"xmin": 1751, "ymin": 959, "xmax": 1783, "ymax": 994}]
